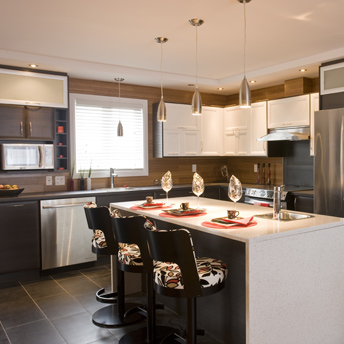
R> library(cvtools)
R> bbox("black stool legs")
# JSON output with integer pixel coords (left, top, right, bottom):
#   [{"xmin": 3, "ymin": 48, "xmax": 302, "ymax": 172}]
[
  {"xmin": 119, "ymin": 272, "xmax": 176, "ymax": 343},
  {"xmin": 92, "ymin": 256, "xmax": 144, "ymax": 328}
]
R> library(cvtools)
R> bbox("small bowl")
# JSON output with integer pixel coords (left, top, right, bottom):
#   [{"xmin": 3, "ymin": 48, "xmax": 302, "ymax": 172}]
[{"xmin": 0, "ymin": 188, "xmax": 24, "ymax": 197}]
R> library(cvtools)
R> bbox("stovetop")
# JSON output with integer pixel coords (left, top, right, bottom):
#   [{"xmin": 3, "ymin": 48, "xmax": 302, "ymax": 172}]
[{"xmin": 244, "ymin": 184, "xmax": 313, "ymax": 200}]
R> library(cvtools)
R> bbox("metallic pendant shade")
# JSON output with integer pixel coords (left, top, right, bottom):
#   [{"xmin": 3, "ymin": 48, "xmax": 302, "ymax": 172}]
[
  {"xmin": 157, "ymin": 98, "xmax": 167, "ymax": 122},
  {"xmin": 238, "ymin": 0, "xmax": 252, "ymax": 108},
  {"xmin": 115, "ymin": 77, "xmax": 124, "ymax": 136},
  {"xmin": 239, "ymin": 76, "xmax": 251, "ymax": 108},
  {"xmin": 191, "ymin": 87, "xmax": 202, "ymax": 115},
  {"xmin": 189, "ymin": 18, "xmax": 204, "ymax": 116},
  {"xmin": 155, "ymin": 37, "xmax": 168, "ymax": 122}
]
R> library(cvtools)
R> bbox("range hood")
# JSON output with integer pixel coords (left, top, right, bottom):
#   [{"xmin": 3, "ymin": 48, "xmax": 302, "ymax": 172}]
[{"xmin": 257, "ymin": 126, "xmax": 310, "ymax": 142}]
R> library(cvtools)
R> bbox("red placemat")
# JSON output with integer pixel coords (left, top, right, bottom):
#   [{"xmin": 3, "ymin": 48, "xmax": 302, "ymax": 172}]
[
  {"xmin": 201, "ymin": 220, "xmax": 257, "ymax": 229},
  {"xmin": 159, "ymin": 212, "xmax": 207, "ymax": 218},
  {"xmin": 130, "ymin": 205, "xmax": 171, "ymax": 211}
]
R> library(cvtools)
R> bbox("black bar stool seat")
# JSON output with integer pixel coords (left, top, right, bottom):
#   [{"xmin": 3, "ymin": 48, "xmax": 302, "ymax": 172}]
[
  {"xmin": 146, "ymin": 227, "xmax": 228, "ymax": 344},
  {"xmin": 84, "ymin": 204, "xmax": 145, "ymax": 328}
]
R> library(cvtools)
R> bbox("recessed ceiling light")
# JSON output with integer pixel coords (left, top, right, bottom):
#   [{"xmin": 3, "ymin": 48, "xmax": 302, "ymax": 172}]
[
  {"xmin": 299, "ymin": 68, "xmax": 307, "ymax": 72},
  {"xmin": 217, "ymin": 87, "xmax": 224, "ymax": 90},
  {"xmin": 29, "ymin": 64, "xmax": 38, "ymax": 68},
  {"xmin": 188, "ymin": 84, "xmax": 195, "ymax": 87},
  {"xmin": 249, "ymin": 80, "xmax": 256, "ymax": 84}
]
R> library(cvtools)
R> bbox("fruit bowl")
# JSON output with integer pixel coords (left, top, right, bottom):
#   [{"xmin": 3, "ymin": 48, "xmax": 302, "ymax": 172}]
[{"xmin": 0, "ymin": 188, "xmax": 24, "ymax": 197}]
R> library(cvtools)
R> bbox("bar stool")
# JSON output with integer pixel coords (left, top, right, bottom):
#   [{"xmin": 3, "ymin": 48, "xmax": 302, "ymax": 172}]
[
  {"xmin": 84, "ymin": 205, "xmax": 144, "ymax": 328},
  {"xmin": 111, "ymin": 215, "xmax": 176, "ymax": 344},
  {"xmin": 145, "ymin": 227, "xmax": 228, "ymax": 344}
]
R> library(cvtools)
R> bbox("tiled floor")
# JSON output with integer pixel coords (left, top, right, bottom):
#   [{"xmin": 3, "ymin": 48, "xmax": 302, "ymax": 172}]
[{"xmin": 0, "ymin": 264, "xmax": 224, "ymax": 344}]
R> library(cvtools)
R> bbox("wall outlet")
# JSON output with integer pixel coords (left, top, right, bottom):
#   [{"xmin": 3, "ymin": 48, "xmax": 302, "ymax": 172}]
[
  {"xmin": 46, "ymin": 176, "xmax": 53, "ymax": 186},
  {"xmin": 192, "ymin": 164, "xmax": 197, "ymax": 172},
  {"xmin": 55, "ymin": 176, "xmax": 65, "ymax": 185},
  {"xmin": 254, "ymin": 164, "xmax": 258, "ymax": 173}
]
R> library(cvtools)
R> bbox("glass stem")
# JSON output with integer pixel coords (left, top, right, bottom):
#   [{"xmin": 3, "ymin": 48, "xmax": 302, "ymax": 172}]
[
  {"xmin": 197, "ymin": 195, "xmax": 199, "ymax": 209},
  {"xmin": 166, "ymin": 191, "xmax": 168, "ymax": 204}
]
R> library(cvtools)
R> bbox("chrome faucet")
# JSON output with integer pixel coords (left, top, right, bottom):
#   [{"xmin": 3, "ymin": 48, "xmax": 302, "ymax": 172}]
[
  {"xmin": 273, "ymin": 185, "xmax": 285, "ymax": 220},
  {"xmin": 110, "ymin": 168, "xmax": 118, "ymax": 188},
  {"xmin": 273, "ymin": 186, "xmax": 281, "ymax": 220}
]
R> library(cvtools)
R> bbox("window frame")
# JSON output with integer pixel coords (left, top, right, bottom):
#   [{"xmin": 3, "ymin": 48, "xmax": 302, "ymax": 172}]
[{"xmin": 69, "ymin": 93, "xmax": 149, "ymax": 179}]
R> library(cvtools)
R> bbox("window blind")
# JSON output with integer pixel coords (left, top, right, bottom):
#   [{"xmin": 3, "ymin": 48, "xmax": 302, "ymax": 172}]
[{"xmin": 75, "ymin": 102, "xmax": 144, "ymax": 173}]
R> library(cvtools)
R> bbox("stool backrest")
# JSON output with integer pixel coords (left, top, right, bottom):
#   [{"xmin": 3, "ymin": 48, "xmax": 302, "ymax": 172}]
[
  {"xmin": 111, "ymin": 216, "xmax": 153, "ymax": 272},
  {"xmin": 84, "ymin": 206, "xmax": 118, "ymax": 255},
  {"xmin": 145, "ymin": 228, "xmax": 202, "ymax": 297}
]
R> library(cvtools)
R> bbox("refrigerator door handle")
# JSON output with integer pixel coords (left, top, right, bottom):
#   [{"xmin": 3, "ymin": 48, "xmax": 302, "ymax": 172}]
[{"xmin": 341, "ymin": 117, "xmax": 344, "ymax": 207}]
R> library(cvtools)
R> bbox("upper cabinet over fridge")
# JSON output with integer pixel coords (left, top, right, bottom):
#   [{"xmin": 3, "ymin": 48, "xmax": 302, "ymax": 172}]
[{"xmin": 0, "ymin": 66, "xmax": 68, "ymax": 108}]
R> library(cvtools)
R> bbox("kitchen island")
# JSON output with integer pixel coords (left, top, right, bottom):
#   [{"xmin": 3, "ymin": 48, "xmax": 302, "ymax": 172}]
[{"xmin": 111, "ymin": 196, "xmax": 344, "ymax": 344}]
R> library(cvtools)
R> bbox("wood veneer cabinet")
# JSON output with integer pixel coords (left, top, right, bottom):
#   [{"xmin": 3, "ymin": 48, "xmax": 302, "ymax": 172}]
[
  {"xmin": 0, "ymin": 104, "xmax": 54, "ymax": 140},
  {"xmin": 0, "ymin": 201, "xmax": 40, "ymax": 274}
]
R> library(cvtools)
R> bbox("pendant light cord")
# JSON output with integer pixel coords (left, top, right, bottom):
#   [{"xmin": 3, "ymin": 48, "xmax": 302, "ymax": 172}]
[
  {"xmin": 160, "ymin": 42, "xmax": 164, "ymax": 99},
  {"xmin": 195, "ymin": 24, "xmax": 199, "ymax": 87},
  {"xmin": 243, "ymin": 0, "xmax": 247, "ymax": 77},
  {"xmin": 118, "ymin": 80, "xmax": 121, "ymax": 120}
]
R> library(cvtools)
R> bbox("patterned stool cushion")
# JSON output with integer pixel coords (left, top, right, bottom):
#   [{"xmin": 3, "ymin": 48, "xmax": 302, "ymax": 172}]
[
  {"xmin": 118, "ymin": 243, "xmax": 143, "ymax": 266},
  {"xmin": 153, "ymin": 257, "xmax": 228, "ymax": 290}
]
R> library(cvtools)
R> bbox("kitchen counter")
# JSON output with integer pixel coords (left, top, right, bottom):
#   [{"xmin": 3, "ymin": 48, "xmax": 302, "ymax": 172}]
[
  {"xmin": 111, "ymin": 196, "xmax": 337, "ymax": 243},
  {"xmin": 111, "ymin": 197, "xmax": 344, "ymax": 344}
]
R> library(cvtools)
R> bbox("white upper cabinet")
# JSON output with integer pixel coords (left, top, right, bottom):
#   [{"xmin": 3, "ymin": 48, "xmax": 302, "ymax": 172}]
[
  {"xmin": 163, "ymin": 103, "xmax": 201, "ymax": 156},
  {"xmin": 268, "ymin": 94, "xmax": 310, "ymax": 129},
  {"xmin": 249, "ymin": 101, "xmax": 268, "ymax": 156},
  {"xmin": 200, "ymin": 106, "xmax": 223, "ymax": 156},
  {"xmin": 310, "ymin": 93, "xmax": 319, "ymax": 156},
  {"xmin": 223, "ymin": 106, "xmax": 249, "ymax": 156},
  {"xmin": 163, "ymin": 103, "xmax": 200, "ymax": 131},
  {"xmin": 0, "ymin": 68, "xmax": 68, "ymax": 108}
]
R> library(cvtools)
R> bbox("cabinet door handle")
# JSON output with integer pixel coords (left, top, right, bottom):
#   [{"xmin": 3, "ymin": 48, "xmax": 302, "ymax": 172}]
[
  {"xmin": 20, "ymin": 121, "xmax": 23, "ymax": 137},
  {"xmin": 29, "ymin": 122, "xmax": 32, "ymax": 136},
  {"xmin": 7, "ymin": 204, "xmax": 24, "ymax": 208}
]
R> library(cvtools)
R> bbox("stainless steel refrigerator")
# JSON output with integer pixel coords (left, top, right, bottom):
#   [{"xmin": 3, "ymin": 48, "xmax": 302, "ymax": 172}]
[{"xmin": 314, "ymin": 108, "xmax": 344, "ymax": 216}]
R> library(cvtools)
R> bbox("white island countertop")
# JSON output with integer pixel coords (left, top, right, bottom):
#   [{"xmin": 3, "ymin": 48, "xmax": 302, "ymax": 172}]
[{"xmin": 110, "ymin": 196, "xmax": 343, "ymax": 243}]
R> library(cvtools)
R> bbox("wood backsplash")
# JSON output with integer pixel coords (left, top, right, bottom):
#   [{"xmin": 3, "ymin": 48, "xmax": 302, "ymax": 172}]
[{"xmin": 2, "ymin": 75, "xmax": 320, "ymax": 192}]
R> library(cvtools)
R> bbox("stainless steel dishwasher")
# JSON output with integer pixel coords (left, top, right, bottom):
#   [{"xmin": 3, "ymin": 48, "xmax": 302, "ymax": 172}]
[{"xmin": 40, "ymin": 197, "xmax": 96, "ymax": 270}]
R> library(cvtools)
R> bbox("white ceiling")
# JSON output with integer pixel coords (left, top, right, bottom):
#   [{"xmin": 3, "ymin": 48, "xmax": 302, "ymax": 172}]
[{"xmin": 0, "ymin": 0, "xmax": 344, "ymax": 95}]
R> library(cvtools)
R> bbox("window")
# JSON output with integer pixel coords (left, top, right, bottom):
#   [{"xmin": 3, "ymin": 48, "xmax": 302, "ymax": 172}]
[{"xmin": 70, "ymin": 93, "xmax": 148, "ymax": 178}]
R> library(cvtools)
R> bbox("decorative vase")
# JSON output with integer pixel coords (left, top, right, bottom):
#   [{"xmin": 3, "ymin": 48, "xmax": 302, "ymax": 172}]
[
  {"xmin": 87, "ymin": 177, "xmax": 91, "ymax": 190},
  {"xmin": 80, "ymin": 178, "xmax": 85, "ymax": 191}
]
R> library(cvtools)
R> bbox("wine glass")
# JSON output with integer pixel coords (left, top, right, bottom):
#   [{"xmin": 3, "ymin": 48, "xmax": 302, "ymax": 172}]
[
  {"xmin": 192, "ymin": 173, "xmax": 204, "ymax": 209},
  {"xmin": 228, "ymin": 175, "xmax": 242, "ymax": 212},
  {"xmin": 161, "ymin": 178, "xmax": 173, "ymax": 204}
]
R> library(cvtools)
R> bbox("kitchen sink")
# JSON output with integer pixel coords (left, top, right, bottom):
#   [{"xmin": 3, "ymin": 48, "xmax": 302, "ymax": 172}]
[
  {"xmin": 95, "ymin": 187, "xmax": 136, "ymax": 192},
  {"xmin": 254, "ymin": 211, "xmax": 314, "ymax": 221}
]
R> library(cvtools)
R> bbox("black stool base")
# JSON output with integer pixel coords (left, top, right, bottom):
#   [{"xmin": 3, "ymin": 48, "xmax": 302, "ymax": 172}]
[
  {"xmin": 119, "ymin": 325, "xmax": 179, "ymax": 344},
  {"xmin": 92, "ymin": 303, "xmax": 144, "ymax": 328},
  {"xmin": 96, "ymin": 287, "xmax": 118, "ymax": 303}
]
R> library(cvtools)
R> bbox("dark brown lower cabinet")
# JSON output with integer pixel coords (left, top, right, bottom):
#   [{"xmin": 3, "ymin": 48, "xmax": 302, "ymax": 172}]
[{"xmin": 0, "ymin": 201, "xmax": 40, "ymax": 274}]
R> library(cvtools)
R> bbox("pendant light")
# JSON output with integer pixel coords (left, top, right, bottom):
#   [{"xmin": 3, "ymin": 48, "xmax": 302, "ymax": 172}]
[
  {"xmin": 189, "ymin": 18, "xmax": 204, "ymax": 115},
  {"xmin": 155, "ymin": 37, "xmax": 168, "ymax": 122},
  {"xmin": 115, "ymin": 77, "xmax": 124, "ymax": 136},
  {"xmin": 238, "ymin": 0, "xmax": 252, "ymax": 108}
]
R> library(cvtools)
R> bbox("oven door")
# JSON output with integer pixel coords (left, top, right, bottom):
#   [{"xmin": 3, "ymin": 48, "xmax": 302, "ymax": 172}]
[{"xmin": 244, "ymin": 196, "xmax": 272, "ymax": 207}]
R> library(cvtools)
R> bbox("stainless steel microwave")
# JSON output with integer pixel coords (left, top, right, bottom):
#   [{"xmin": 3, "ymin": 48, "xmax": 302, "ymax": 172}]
[{"xmin": 1, "ymin": 143, "xmax": 54, "ymax": 170}]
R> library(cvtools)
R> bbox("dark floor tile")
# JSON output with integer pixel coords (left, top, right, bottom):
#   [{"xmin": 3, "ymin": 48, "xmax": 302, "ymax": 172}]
[
  {"xmin": 86, "ymin": 273, "xmax": 111, "ymax": 290},
  {"xmin": 52, "ymin": 312, "xmax": 112, "ymax": 344},
  {"xmin": 0, "ymin": 324, "xmax": 10, "ymax": 344},
  {"xmin": 80, "ymin": 266, "xmax": 111, "ymax": 279},
  {"xmin": 6, "ymin": 319, "xmax": 66, "ymax": 344},
  {"xmin": 21, "ymin": 278, "xmax": 66, "ymax": 300},
  {"xmin": 86, "ymin": 336, "xmax": 118, "ymax": 344},
  {"xmin": 35, "ymin": 292, "xmax": 87, "ymax": 320},
  {"xmin": 0, "ymin": 292, "xmax": 45, "ymax": 329},
  {"xmin": 56, "ymin": 276, "xmax": 100, "ymax": 297},
  {"xmin": 74, "ymin": 292, "xmax": 107, "ymax": 314},
  {"xmin": 51, "ymin": 270, "xmax": 83, "ymax": 281},
  {"xmin": 0, "ymin": 285, "xmax": 26, "ymax": 304}
]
